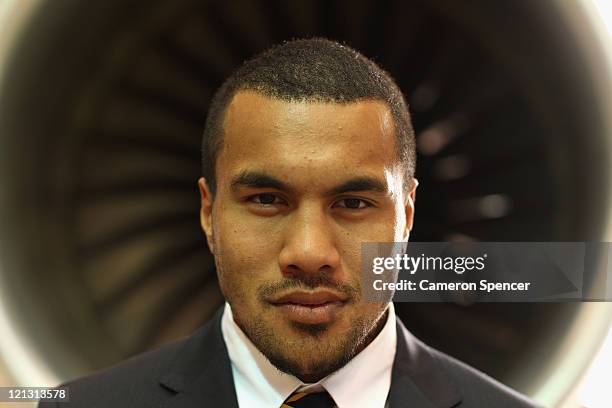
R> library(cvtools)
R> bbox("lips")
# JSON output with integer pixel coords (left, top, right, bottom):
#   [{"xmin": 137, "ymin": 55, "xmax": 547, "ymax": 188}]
[{"xmin": 269, "ymin": 290, "xmax": 348, "ymax": 325}]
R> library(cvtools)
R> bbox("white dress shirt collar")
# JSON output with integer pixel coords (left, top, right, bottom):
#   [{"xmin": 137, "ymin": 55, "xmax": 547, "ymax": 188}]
[{"xmin": 221, "ymin": 301, "xmax": 397, "ymax": 408}]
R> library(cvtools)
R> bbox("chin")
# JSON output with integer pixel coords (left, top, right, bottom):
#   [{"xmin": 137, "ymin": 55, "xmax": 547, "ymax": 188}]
[
  {"xmin": 266, "ymin": 340, "xmax": 355, "ymax": 382},
  {"xmin": 236, "ymin": 304, "xmax": 376, "ymax": 376},
  {"xmin": 244, "ymin": 317, "xmax": 350, "ymax": 367}
]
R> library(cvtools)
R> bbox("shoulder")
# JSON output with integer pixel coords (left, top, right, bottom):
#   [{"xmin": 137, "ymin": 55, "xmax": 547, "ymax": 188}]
[
  {"xmin": 428, "ymin": 346, "xmax": 545, "ymax": 408},
  {"xmin": 39, "ymin": 335, "xmax": 188, "ymax": 408},
  {"xmin": 394, "ymin": 318, "xmax": 544, "ymax": 408},
  {"xmin": 39, "ymin": 308, "xmax": 226, "ymax": 408}
]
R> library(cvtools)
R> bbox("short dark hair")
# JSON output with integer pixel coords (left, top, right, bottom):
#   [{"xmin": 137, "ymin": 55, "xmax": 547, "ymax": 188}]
[{"xmin": 201, "ymin": 38, "xmax": 416, "ymax": 196}]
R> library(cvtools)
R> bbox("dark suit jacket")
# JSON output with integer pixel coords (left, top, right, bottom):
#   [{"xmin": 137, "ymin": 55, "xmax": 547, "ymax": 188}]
[{"xmin": 39, "ymin": 306, "xmax": 543, "ymax": 407}]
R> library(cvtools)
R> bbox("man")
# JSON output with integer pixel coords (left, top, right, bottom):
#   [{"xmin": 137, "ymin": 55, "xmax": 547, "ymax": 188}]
[{"xmin": 40, "ymin": 38, "xmax": 541, "ymax": 407}]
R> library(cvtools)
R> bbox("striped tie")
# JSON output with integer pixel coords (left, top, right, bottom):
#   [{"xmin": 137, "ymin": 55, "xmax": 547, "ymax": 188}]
[{"xmin": 281, "ymin": 390, "xmax": 337, "ymax": 408}]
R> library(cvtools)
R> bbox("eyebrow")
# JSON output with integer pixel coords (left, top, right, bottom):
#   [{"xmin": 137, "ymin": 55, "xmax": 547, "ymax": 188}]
[
  {"xmin": 230, "ymin": 170, "xmax": 389, "ymax": 196},
  {"xmin": 326, "ymin": 177, "xmax": 388, "ymax": 195},
  {"xmin": 230, "ymin": 171, "xmax": 290, "ymax": 192}
]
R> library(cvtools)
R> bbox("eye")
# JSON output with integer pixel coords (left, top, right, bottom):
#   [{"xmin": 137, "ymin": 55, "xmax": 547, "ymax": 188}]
[
  {"xmin": 247, "ymin": 193, "xmax": 286, "ymax": 206},
  {"xmin": 334, "ymin": 198, "xmax": 371, "ymax": 209}
]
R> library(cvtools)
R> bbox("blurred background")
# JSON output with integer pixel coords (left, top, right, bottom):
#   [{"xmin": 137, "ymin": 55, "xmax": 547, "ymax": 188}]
[{"xmin": 1, "ymin": 0, "xmax": 612, "ymax": 407}]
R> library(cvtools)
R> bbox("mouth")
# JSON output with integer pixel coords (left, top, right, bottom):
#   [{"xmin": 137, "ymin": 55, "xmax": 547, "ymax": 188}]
[{"xmin": 268, "ymin": 290, "xmax": 348, "ymax": 325}]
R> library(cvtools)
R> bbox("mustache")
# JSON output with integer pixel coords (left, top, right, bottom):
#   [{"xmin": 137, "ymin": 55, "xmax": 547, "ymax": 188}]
[{"xmin": 257, "ymin": 273, "xmax": 360, "ymax": 302}]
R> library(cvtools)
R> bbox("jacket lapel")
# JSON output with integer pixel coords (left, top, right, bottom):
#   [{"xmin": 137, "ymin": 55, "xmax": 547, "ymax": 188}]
[
  {"xmin": 388, "ymin": 318, "xmax": 462, "ymax": 408},
  {"xmin": 156, "ymin": 306, "xmax": 461, "ymax": 408},
  {"xmin": 159, "ymin": 306, "xmax": 239, "ymax": 408}
]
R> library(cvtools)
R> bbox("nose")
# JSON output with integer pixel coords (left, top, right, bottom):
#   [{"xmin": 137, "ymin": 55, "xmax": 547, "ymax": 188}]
[{"xmin": 278, "ymin": 205, "xmax": 341, "ymax": 279}]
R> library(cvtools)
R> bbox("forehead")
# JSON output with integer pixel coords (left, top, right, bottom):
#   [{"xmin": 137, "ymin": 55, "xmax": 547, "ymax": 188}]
[{"xmin": 216, "ymin": 91, "xmax": 399, "ymax": 188}]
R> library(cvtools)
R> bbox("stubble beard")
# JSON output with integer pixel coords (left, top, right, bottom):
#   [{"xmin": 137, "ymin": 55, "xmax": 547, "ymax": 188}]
[
  {"xmin": 211, "ymin": 223, "xmax": 389, "ymax": 382},
  {"xmin": 234, "ymin": 306, "xmax": 374, "ymax": 383},
  {"xmin": 214, "ymin": 256, "xmax": 388, "ymax": 382}
]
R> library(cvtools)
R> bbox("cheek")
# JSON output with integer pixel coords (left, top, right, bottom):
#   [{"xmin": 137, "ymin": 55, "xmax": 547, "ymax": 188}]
[
  {"xmin": 336, "ymin": 220, "xmax": 399, "ymax": 292},
  {"xmin": 213, "ymin": 213, "xmax": 281, "ymax": 294},
  {"xmin": 337, "ymin": 240, "xmax": 361, "ymax": 275},
  {"xmin": 216, "ymin": 216, "xmax": 279, "ymax": 266},
  {"xmin": 339, "ymin": 216, "xmax": 399, "ymax": 246}
]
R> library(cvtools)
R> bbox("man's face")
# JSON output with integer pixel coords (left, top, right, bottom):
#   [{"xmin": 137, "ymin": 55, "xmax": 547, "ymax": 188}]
[{"xmin": 198, "ymin": 91, "xmax": 416, "ymax": 382}]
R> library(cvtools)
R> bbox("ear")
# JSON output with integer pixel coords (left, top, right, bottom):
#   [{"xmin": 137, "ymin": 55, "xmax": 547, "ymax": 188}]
[
  {"xmin": 198, "ymin": 177, "xmax": 215, "ymax": 254},
  {"xmin": 403, "ymin": 178, "xmax": 418, "ymax": 241}
]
